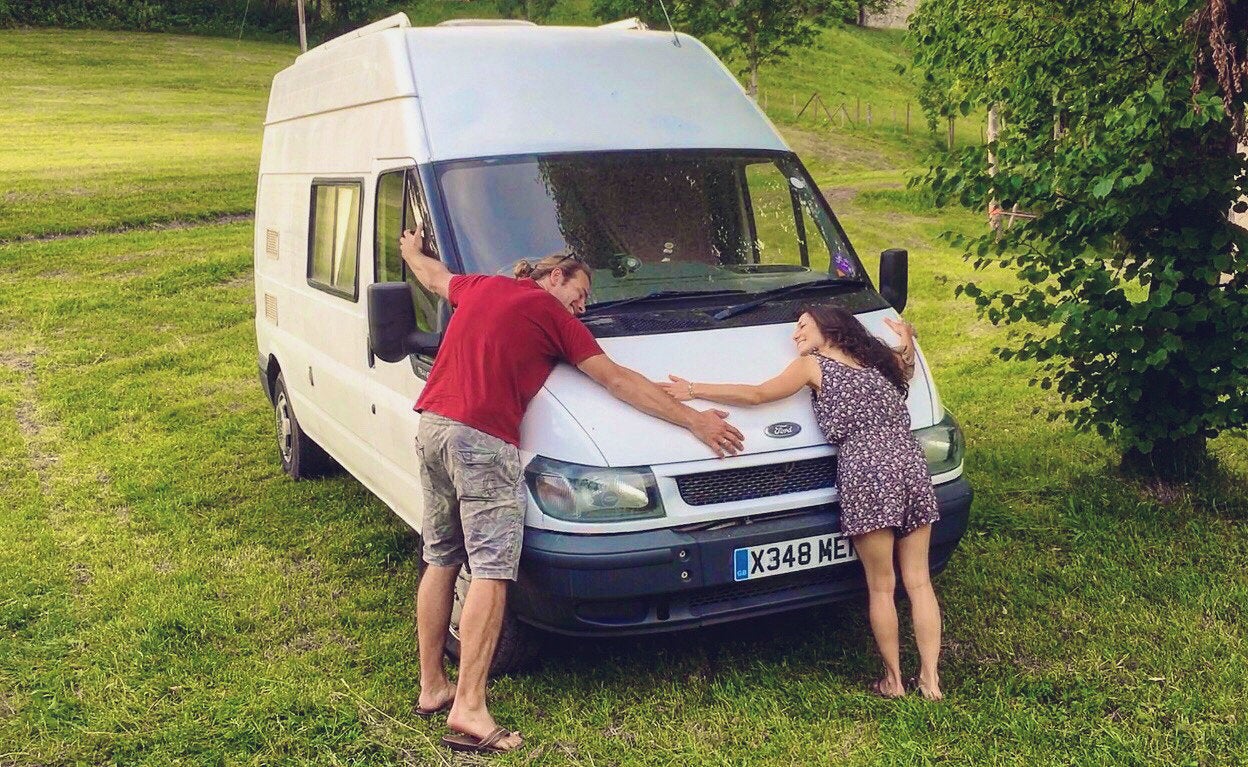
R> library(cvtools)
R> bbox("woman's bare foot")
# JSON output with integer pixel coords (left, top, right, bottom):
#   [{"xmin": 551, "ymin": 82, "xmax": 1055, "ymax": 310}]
[
  {"xmin": 447, "ymin": 704, "xmax": 523, "ymax": 751},
  {"xmin": 911, "ymin": 674, "xmax": 943, "ymax": 701},
  {"xmin": 869, "ymin": 676, "xmax": 906, "ymax": 699}
]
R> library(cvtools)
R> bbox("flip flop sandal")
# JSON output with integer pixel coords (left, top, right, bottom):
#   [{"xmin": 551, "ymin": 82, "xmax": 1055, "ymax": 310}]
[
  {"xmin": 869, "ymin": 678, "xmax": 904, "ymax": 699},
  {"xmin": 442, "ymin": 726, "xmax": 522, "ymax": 754},
  {"xmin": 414, "ymin": 699, "xmax": 453, "ymax": 718}
]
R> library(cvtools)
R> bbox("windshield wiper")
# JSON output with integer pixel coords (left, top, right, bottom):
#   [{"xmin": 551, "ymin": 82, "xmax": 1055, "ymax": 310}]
[
  {"xmin": 711, "ymin": 278, "xmax": 866, "ymax": 321},
  {"xmin": 582, "ymin": 288, "xmax": 746, "ymax": 316}
]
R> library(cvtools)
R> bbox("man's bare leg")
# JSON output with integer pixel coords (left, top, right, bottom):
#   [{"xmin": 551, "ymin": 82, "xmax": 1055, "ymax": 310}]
[
  {"xmin": 446, "ymin": 577, "xmax": 522, "ymax": 750},
  {"xmin": 416, "ymin": 563, "xmax": 459, "ymax": 712}
]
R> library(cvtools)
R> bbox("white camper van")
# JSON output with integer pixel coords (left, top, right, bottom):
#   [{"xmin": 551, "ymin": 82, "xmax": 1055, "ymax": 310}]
[{"xmin": 255, "ymin": 14, "xmax": 971, "ymax": 671}]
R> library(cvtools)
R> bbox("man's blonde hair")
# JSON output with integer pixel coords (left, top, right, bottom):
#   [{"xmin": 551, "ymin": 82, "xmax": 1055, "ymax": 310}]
[{"xmin": 513, "ymin": 252, "xmax": 592, "ymax": 282}]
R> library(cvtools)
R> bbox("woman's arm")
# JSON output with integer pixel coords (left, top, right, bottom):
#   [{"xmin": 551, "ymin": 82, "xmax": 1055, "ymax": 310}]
[
  {"xmin": 883, "ymin": 317, "xmax": 917, "ymax": 381},
  {"xmin": 660, "ymin": 356, "xmax": 819, "ymax": 406}
]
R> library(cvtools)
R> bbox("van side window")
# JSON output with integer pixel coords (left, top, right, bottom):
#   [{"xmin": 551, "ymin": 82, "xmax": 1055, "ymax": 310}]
[
  {"xmin": 742, "ymin": 161, "xmax": 856, "ymax": 277},
  {"xmin": 375, "ymin": 169, "xmax": 438, "ymax": 332},
  {"xmin": 742, "ymin": 163, "xmax": 813, "ymax": 269},
  {"xmin": 308, "ymin": 181, "xmax": 363, "ymax": 299}
]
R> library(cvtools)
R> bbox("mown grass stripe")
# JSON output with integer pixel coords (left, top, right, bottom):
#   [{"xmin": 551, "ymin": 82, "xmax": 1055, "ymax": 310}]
[{"xmin": 0, "ymin": 213, "xmax": 255, "ymax": 246}]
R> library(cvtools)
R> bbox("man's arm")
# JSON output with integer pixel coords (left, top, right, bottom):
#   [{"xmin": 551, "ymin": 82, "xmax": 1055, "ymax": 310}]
[
  {"xmin": 577, "ymin": 354, "xmax": 745, "ymax": 458},
  {"xmin": 400, "ymin": 227, "xmax": 452, "ymax": 299}
]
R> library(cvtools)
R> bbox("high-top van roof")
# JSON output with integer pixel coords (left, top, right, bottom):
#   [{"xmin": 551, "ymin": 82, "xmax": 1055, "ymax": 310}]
[{"xmin": 264, "ymin": 15, "xmax": 787, "ymax": 162}]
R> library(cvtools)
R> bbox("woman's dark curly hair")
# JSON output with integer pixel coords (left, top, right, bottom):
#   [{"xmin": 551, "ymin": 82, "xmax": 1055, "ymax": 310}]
[{"xmin": 802, "ymin": 305, "xmax": 908, "ymax": 396}]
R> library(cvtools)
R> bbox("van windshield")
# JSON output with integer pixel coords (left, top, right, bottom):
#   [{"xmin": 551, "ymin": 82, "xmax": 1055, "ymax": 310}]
[{"xmin": 433, "ymin": 151, "xmax": 867, "ymax": 309}]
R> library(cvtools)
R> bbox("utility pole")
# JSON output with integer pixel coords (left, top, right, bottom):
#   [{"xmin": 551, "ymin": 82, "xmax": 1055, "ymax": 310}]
[{"xmin": 296, "ymin": 0, "xmax": 308, "ymax": 52}]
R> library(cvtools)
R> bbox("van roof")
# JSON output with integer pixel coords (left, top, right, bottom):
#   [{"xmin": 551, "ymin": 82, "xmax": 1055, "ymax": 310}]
[{"xmin": 265, "ymin": 21, "xmax": 787, "ymax": 162}]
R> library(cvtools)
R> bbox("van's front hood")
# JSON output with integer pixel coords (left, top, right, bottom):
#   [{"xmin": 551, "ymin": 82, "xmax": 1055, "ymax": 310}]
[{"xmin": 519, "ymin": 308, "xmax": 936, "ymax": 467}]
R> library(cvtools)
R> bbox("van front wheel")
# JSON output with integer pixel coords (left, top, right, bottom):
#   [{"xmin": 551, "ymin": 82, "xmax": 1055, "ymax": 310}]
[
  {"xmin": 445, "ymin": 568, "xmax": 540, "ymax": 676},
  {"xmin": 273, "ymin": 372, "xmax": 331, "ymax": 480}
]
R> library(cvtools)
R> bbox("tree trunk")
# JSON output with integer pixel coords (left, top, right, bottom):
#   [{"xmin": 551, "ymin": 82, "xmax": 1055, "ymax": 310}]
[
  {"xmin": 747, "ymin": 26, "xmax": 758, "ymax": 99},
  {"xmin": 1121, "ymin": 435, "xmax": 1211, "ymax": 481},
  {"xmin": 858, "ymin": 3, "xmax": 867, "ymax": 26}
]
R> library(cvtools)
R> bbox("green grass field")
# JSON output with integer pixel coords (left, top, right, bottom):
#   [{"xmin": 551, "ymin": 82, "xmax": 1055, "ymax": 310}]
[{"xmin": 2, "ymin": 20, "xmax": 1247, "ymax": 767}]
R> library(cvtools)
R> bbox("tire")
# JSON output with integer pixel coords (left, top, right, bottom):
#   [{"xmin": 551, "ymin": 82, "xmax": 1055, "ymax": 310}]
[
  {"xmin": 444, "ymin": 567, "xmax": 541, "ymax": 676},
  {"xmin": 273, "ymin": 372, "xmax": 332, "ymax": 480}
]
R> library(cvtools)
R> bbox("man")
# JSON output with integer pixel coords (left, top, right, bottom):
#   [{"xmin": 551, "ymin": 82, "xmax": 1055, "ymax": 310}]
[{"xmin": 399, "ymin": 228, "xmax": 744, "ymax": 754}]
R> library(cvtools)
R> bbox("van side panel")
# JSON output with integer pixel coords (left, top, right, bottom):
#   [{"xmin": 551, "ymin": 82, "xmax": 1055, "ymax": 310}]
[{"xmin": 258, "ymin": 35, "xmax": 433, "ymax": 530}]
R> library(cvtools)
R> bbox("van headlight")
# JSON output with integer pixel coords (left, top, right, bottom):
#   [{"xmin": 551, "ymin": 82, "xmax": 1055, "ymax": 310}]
[
  {"xmin": 914, "ymin": 411, "xmax": 965, "ymax": 476},
  {"xmin": 525, "ymin": 456, "xmax": 665, "ymax": 523}
]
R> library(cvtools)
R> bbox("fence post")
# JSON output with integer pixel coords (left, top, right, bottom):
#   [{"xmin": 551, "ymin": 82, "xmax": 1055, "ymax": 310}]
[
  {"xmin": 866, "ymin": 103, "xmax": 873, "ymax": 128},
  {"xmin": 855, "ymin": 97, "xmax": 860, "ymax": 124},
  {"xmin": 818, "ymin": 94, "xmax": 836, "ymax": 125},
  {"xmin": 906, "ymin": 102, "xmax": 911, "ymax": 134},
  {"xmin": 947, "ymin": 115, "xmax": 955, "ymax": 150},
  {"xmin": 296, "ymin": 0, "xmax": 308, "ymax": 52},
  {"xmin": 796, "ymin": 92, "xmax": 819, "ymax": 120}
]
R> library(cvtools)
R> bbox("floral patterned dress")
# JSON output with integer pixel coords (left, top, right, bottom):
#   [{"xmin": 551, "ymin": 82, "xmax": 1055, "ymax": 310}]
[{"xmin": 810, "ymin": 354, "xmax": 940, "ymax": 537}]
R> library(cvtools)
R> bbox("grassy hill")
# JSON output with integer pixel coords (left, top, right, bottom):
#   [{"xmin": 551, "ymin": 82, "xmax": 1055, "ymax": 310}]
[{"xmin": 1, "ymin": 19, "xmax": 1246, "ymax": 767}]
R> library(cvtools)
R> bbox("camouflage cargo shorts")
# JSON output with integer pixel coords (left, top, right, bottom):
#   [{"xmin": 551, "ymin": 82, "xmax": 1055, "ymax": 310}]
[{"xmin": 415, "ymin": 412, "xmax": 525, "ymax": 581}]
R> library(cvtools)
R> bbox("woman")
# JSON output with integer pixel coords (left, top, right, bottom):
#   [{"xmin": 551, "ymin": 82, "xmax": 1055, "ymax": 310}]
[{"xmin": 660, "ymin": 306, "xmax": 943, "ymax": 701}]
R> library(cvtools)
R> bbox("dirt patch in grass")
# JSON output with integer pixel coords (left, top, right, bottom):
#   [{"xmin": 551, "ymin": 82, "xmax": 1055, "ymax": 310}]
[
  {"xmin": 0, "ymin": 350, "xmax": 35, "ymax": 377},
  {"xmin": 70, "ymin": 563, "xmax": 92, "ymax": 585},
  {"xmin": 220, "ymin": 273, "xmax": 253, "ymax": 289},
  {"xmin": 1, "ymin": 349, "xmax": 60, "ymax": 496},
  {"xmin": 824, "ymin": 187, "xmax": 859, "ymax": 204},
  {"xmin": 784, "ymin": 125, "xmax": 897, "ymax": 173}
]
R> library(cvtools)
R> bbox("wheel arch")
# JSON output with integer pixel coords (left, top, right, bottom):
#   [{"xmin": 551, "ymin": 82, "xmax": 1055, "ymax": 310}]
[{"xmin": 264, "ymin": 354, "xmax": 282, "ymax": 405}]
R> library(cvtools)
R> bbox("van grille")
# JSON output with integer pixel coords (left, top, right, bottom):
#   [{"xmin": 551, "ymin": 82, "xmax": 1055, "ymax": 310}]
[{"xmin": 675, "ymin": 457, "xmax": 836, "ymax": 506}]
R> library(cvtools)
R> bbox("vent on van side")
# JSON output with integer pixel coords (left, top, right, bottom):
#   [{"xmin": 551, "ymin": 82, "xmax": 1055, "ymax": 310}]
[
  {"xmin": 264, "ymin": 293, "xmax": 279, "ymax": 325},
  {"xmin": 265, "ymin": 228, "xmax": 280, "ymax": 260}
]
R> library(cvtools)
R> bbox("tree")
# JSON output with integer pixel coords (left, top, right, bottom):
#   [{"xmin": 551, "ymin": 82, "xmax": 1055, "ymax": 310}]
[
  {"xmin": 853, "ymin": 0, "xmax": 899, "ymax": 27},
  {"xmin": 592, "ymin": 0, "xmax": 852, "ymax": 98},
  {"xmin": 910, "ymin": 0, "xmax": 1248, "ymax": 479}
]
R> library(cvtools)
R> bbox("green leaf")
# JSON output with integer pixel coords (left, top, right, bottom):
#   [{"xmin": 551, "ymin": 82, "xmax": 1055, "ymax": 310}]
[{"xmin": 1091, "ymin": 174, "xmax": 1116, "ymax": 199}]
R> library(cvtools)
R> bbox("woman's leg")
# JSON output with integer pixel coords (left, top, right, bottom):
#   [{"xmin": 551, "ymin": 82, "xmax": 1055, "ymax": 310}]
[
  {"xmin": 853, "ymin": 528, "xmax": 904, "ymax": 697},
  {"xmin": 897, "ymin": 523, "xmax": 943, "ymax": 700}
]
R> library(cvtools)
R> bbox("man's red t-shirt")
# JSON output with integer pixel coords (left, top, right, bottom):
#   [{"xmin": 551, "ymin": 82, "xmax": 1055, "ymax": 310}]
[{"xmin": 415, "ymin": 275, "xmax": 604, "ymax": 446}]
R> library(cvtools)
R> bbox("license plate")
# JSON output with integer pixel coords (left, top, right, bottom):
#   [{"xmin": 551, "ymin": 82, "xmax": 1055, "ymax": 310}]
[{"xmin": 733, "ymin": 533, "xmax": 858, "ymax": 582}]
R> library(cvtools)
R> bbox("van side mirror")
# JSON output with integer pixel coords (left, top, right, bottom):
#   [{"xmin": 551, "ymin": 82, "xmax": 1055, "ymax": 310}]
[
  {"xmin": 879, "ymin": 248, "xmax": 908, "ymax": 313},
  {"xmin": 368, "ymin": 282, "xmax": 441, "ymax": 362}
]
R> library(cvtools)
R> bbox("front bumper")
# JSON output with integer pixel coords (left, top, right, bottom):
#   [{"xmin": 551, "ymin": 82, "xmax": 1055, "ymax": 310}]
[{"xmin": 511, "ymin": 475, "xmax": 972, "ymax": 636}]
